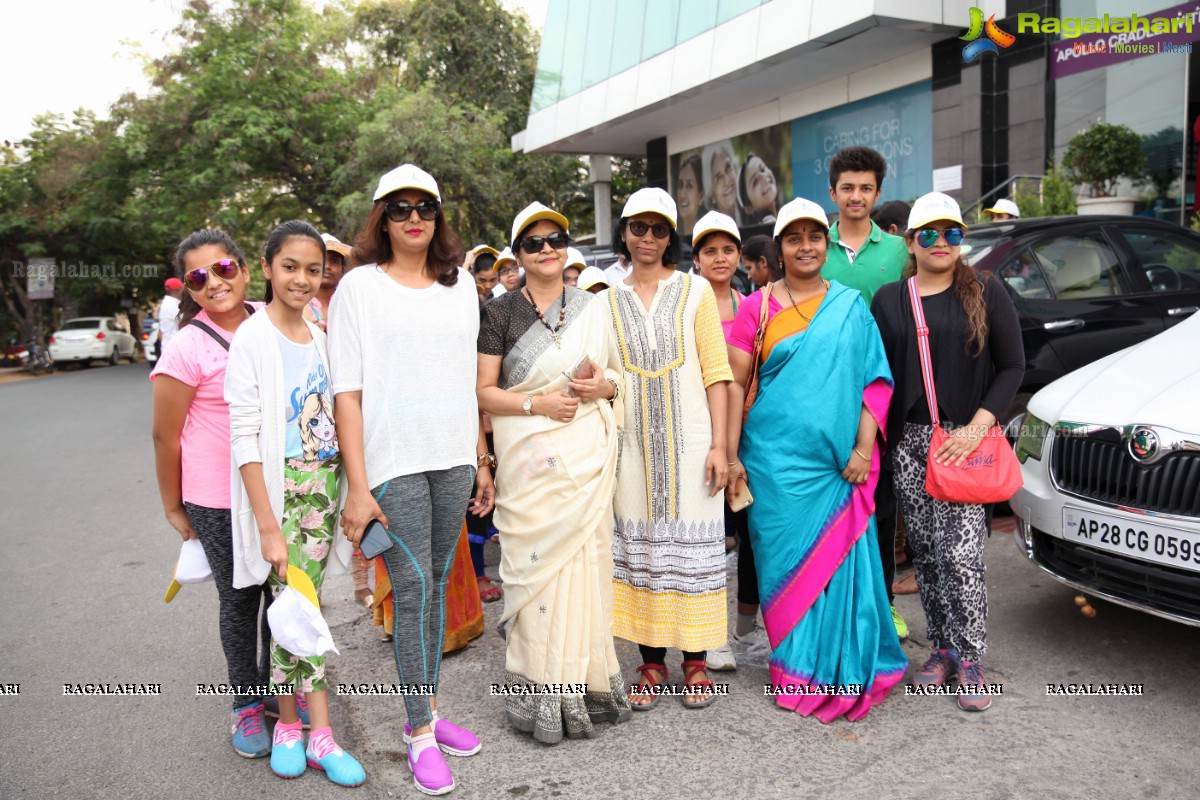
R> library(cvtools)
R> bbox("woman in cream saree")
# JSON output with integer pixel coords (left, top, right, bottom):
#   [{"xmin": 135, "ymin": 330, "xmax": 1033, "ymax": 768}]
[{"xmin": 477, "ymin": 203, "xmax": 631, "ymax": 743}]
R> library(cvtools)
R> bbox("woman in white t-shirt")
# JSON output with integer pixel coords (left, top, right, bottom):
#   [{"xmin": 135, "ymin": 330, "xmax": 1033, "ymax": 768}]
[{"xmin": 328, "ymin": 164, "xmax": 495, "ymax": 797}]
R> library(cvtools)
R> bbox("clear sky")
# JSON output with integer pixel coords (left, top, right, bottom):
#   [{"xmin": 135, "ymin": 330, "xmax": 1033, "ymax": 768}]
[{"xmin": 0, "ymin": 0, "xmax": 548, "ymax": 144}]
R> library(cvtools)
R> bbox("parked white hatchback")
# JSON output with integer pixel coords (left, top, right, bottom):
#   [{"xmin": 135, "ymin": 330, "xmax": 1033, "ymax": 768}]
[
  {"xmin": 48, "ymin": 317, "xmax": 139, "ymax": 366},
  {"xmin": 1011, "ymin": 311, "xmax": 1200, "ymax": 626}
]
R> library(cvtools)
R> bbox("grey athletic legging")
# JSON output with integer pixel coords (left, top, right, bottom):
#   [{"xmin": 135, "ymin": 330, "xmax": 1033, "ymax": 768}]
[
  {"xmin": 373, "ymin": 465, "xmax": 474, "ymax": 728},
  {"xmin": 185, "ymin": 502, "xmax": 273, "ymax": 709}
]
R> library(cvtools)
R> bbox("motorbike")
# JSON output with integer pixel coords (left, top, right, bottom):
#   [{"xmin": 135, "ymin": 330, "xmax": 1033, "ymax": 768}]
[{"xmin": 3, "ymin": 338, "xmax": 53, "ymax": 375}]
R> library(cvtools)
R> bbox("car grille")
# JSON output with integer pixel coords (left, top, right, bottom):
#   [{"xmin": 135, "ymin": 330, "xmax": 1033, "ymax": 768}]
[
  {"xmin": 1050, "ymin": 429, "xmax": 1200, "ymax": 517},
  {"xmin": 1032, "ymin": 530, "xmax": 1200, "ymax": 623}
]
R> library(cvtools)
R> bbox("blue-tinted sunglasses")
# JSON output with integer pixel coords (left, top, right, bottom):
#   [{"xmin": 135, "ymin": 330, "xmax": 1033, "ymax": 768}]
[{"xmin": 915, "ymin": 227, "xmax": 965, "ymax": 249}]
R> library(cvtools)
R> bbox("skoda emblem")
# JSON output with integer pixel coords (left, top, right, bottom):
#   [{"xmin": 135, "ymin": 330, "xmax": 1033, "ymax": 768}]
[{"xmin": 1128, "ymin": 427, "xmax": 1159, "ymax": 463}]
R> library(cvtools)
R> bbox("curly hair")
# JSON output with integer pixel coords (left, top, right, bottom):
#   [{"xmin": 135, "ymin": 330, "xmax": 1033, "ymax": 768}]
[{"xmin": 901, "ymin": 247, "xmax": 990, "ymax": 357}]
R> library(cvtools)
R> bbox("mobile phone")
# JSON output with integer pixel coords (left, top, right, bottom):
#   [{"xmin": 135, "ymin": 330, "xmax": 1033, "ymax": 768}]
[
  {"xmin": 359, "ymin": 519, "xmax": 394, "ymax": 560},
  {"xmin": 728, "ymin": 476, "xmax": 754, "ymax": 511},
  {"xmin": 563, "ymin": 355, "xmax": 594, "ymax": 397}
]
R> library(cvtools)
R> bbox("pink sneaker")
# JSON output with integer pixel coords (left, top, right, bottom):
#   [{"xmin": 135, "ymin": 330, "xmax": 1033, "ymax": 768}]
[
  {"xmin": 404, "ymin": 718, "xmax": 481, "ymax": 757},
  {"xmin": 408, "ymin": 744, "xmax": 454, "ymax": 796},
  {"xmin": 912, "ymin": 649, "xmax": 959, "ymax": 688}
]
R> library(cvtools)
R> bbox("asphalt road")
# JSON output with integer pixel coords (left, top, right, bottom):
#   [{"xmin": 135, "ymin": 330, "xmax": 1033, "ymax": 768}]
[{"xmin": 2, "ymin": 363, "xmax": 1198, "ymax": 799}]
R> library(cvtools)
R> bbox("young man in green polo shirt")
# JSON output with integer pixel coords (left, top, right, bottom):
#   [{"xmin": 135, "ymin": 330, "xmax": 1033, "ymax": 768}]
[
  {"xmin": 822, "ymin": 146, "xmax": 910, "ymax": 642},
  {"xmin": 822, "ymin": 147, "xmax": 908, "ymax": 306}
]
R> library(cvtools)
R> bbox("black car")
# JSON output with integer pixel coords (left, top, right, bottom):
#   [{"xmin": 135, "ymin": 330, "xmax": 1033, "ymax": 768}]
[{"xmin": 964, "ymin": 215, "xmax": 1200, "ymax": 433}]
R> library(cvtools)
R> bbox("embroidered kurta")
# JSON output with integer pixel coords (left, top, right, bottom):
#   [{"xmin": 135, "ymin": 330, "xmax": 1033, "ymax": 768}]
[{"xmin": 607, "ymin": 271, "xmax": 733, "ymax": 651}]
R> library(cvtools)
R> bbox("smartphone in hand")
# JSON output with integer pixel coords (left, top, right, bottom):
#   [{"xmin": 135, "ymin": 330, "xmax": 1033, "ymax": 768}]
[{"xmin": 359, "ymin": 519, "xmax": 394, "ymax": 560}]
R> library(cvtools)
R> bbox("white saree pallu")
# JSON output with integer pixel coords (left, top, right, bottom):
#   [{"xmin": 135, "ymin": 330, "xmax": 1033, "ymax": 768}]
[{"xmin": 491, "ymin": 295, "xmax": 632, "ymax": 743}]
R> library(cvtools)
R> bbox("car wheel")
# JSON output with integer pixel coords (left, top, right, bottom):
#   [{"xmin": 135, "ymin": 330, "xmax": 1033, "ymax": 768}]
[
  {"xmin": 108, "ymin": 347, "xmax": 119, "ymax": 366},
  {"xmin": 127, "ymin": 346, "xmax": 138, "ymax": 363}
]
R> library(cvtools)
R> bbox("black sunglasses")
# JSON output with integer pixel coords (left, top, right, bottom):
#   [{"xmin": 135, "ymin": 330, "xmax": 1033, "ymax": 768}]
[
  {"xmin": 517, "ymin": 231, "xmax": 571, "ymax": 255},
  {"xmin": 384, "ymin": 199, "xmax": 440, "ymax": 222},
  {"xmin": 627, "ymin": 219, "xmax": 671, "ymax": 239}
]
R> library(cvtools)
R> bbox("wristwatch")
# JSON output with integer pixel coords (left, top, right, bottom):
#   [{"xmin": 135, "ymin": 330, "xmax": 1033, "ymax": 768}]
[
  {"xmin": 477, "ymin": 452, "xmax": 497, "ymax": 469},
  {"xmin": 522, "ymin": 396, "xmax": 534, "ymax": 416}
]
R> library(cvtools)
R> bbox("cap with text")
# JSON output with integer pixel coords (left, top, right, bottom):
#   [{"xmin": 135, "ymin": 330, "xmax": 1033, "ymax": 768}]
[
  {"xmin": 691, "ymin": 210, "xmax": 741, "ymax": 248},
  {"xmin": 511, "ymin": 201, "xmax": 570, "ymax": 246},
  {"xmin": 773, "ymin": 197, "xmax": 830, "ymax": 238},
  {"xmin": 373, "ymin": 163, "xmax": 441, "ymax": 202},
  {"xmin": 621, "ymin": 187, "xmax": 677, "ymax": 229},
  {"xmin": 908, "ymin": 192, "xmax": 965, "ymax": 231}
]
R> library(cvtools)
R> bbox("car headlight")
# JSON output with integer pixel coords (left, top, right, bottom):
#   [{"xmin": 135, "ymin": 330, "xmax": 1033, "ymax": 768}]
[{"xmin": 1015, "ymin": 412, "xmax": 1049, "ymax": 463}]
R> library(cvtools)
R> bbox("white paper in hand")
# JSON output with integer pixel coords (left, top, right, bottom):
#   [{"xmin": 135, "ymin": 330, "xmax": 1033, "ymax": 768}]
[
  {"xmin": 176, "ymin": 539, "xmax": 213, "ymax": 584},
  {"xmin": 267, "ymin": 586, "xmax": 340, "ymax": 658}
]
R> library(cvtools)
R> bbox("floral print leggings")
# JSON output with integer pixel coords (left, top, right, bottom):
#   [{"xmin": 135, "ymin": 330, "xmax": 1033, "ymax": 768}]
[{"xmin": 267, "ymin": 458, "xmax": 341, "ymax": 694}]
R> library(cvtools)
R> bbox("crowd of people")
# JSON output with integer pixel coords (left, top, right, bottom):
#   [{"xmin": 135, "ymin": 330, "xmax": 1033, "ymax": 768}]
[{"xmin": 151, "ymin": 146, "xmax": 1023, "ymax": 795}]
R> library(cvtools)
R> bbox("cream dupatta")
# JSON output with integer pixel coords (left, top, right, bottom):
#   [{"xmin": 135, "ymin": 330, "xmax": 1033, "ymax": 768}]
[{"xmin": 490, "ymin": 293, "xmax": 631, "ymax": 742}]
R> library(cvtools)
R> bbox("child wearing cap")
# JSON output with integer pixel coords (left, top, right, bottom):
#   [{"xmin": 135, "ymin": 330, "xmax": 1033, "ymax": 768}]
[
  {"xmin": 606, "ymin": 187, "xmax": 734, "ymax": 710},
  {"xmin": 870, "ymin": 191, "xmax": 1024, "ymax": 712}
]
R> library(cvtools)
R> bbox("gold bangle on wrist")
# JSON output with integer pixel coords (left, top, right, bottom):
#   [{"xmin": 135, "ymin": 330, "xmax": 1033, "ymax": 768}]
[{"xmin": 853, "ymin": 447, "xmax": 869, "ymax": 461}]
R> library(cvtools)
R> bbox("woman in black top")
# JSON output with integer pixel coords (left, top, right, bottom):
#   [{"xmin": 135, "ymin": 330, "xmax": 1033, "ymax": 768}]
[{"xmin": 870, "ymin": 192, "xmax": 1023, "ymax": 713}]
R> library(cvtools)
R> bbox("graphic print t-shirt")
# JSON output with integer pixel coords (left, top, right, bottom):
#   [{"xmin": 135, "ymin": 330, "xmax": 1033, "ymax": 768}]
[{"xmin": 277, "ymin": 330, "xmax": 338, "ymax": 461}]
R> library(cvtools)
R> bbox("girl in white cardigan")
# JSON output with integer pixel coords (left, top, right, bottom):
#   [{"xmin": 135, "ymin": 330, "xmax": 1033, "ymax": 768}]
[{"xmin": 225, "ymin": 220, "xmax": 361, "ymax": 786}]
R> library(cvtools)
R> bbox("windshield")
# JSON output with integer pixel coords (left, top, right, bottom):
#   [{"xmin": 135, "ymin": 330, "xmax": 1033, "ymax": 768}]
[{"xmin": 962, "ymin": 230, "xmax": 1006, "ymax": 266}]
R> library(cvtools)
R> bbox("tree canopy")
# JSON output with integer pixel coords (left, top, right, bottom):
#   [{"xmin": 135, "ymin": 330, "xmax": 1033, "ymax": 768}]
[{"xmin": 0, "ymin": 0, "xmax": 641, "ymax": 339}]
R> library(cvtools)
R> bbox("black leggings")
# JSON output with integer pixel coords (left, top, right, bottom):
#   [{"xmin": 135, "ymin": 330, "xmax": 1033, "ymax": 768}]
[
  {"xmin": 186, "ymin": 502, "xmax": 273, "ymax": 709},
  {"xmin": 638, "ymin": 646, "xmax": 706, "ymax": 667},
  {"xmin": 726, "ymin": 504, "xmax": 759, "ymax": 606}
]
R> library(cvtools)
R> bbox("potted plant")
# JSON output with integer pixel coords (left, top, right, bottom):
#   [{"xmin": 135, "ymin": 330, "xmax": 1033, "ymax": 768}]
[{"xmin": 1062, "ymin": 122, "xmax": 1145, "ymax": 215}]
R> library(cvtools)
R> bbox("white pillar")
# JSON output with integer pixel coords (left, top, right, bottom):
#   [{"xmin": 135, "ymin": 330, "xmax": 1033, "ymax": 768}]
[{"xmin": 590, "ymin": 154, "xmax": 613, "ymax": 245}]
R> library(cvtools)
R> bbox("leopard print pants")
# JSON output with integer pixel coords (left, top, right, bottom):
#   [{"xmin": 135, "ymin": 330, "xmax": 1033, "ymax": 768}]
[{"xmin": 893, "ymin": 423, "xmax": 989, "ymax": 662}]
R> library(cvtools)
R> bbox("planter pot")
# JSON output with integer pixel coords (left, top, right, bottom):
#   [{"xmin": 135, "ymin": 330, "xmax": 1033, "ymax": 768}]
[{"xmin": 1077, "ymin": 196, "xmax": 1136, "ymax": 216}]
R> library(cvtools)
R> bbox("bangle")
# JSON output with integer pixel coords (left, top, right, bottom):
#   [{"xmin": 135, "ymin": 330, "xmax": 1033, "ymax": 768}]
[
  {"xmin": 605, "ymin": 378, "xmax": 620, "ymax": 404},
  {"xmin": 477, "ymin": 452, "xmax": 496, "ymax": 469},
  {"xmin": 852, "ymin": 447, "xmax": 870, "ymax": 461}
]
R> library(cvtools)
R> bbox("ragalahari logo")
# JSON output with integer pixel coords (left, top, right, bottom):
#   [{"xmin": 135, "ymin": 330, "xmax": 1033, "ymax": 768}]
[{"xmin": 961, "ymin": 7, "xmax": 1016, "ymax": 63}]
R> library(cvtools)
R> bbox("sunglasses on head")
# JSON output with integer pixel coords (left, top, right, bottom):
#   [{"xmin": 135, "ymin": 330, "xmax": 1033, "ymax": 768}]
[
  {"xmin": 517, "ymin": 231, "xmax": 571, "ymax": 254},
  {"xmin": 627, "ymin": 219, "xmax": 672, "ymax": 239},
  {"xmin": 915, "ymin": 227, "xmax": 965, "ymax": 249},
  {"xmin": 384, "ymin": 199, "xmax": 440, "ymax": 222},
  {"xmin": 184, "ymin": 259, "xmax": 241, "ymax": 292}
]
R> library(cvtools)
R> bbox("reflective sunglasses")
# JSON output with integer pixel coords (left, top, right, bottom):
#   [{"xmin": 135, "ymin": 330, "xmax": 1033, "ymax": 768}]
[
  {"xmin": 384, "ymin": 199, "xmax": 440, "ymax": 222},
  {"xmin": 517, "ymin": 231, "xmax": 571, "ymax": 254},
  {"xmin": 627, "ymin": 219, "xmax": 672, "ymax": 239},
  {"xmin": 915, "ymin": 227, "xmax": 965, "ymax": 249},
  {"xmin": 184, "ymin": 259, "xmax": 241, "ymax": 292}
]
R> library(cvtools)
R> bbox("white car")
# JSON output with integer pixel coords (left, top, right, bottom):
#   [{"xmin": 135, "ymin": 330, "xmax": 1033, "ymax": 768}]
[
  {"xmin": 1011, "ymin": 311, "xmax": 1200, "ymax": 626},
  {"xmin": 48, "ymin": 317, "xmax": 139, "ymax": 366}
]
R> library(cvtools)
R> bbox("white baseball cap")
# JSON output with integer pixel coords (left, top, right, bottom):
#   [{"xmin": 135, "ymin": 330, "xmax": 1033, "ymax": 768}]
[
  {"xmin": 983, "ymin": 198, "xmax": 1020, "ymax": 218},
  {"xmin": 372, "ymin": 163, "xmax": 441, "ymax": 202},
  {"xmin": 564, "ymin": 247, "xmax": 587, "ymax": 270},
  {"xmin": 493, "ymin": 247, "xmax": 517, "ymax": 271},
  {"xmin": 577, "ymin": 266, "xmax": 609, "ymax": 291},
  {"xmin": 621, "ymin": 187, "xmax": 677, "ymax": 228},
  {"xmin": 773, "ymin": 197, "xmax": 830, "ymax": 238},
  {"xmin": 908, "ymin": 192, "xmax": 965, "ymax": 230},
  {"xmin": 691, "ymin": 210, "xmax": 741, "ymax": 248},
  {"xmin": 511, "ymin": 201, "xmax": 570, "ymax": 246},
  {"xmin": 468, "ymin": 244, "xmax": 499, "ymax": 259},
  {"xmin": 320, "ymin": 233, "xmax": 351, "ymax": 259}
]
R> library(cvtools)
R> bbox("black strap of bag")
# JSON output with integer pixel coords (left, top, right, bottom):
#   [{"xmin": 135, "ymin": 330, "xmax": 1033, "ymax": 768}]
[{"xmin": 185, "ymin": 302, "xmax": 256, "ymax": 350}]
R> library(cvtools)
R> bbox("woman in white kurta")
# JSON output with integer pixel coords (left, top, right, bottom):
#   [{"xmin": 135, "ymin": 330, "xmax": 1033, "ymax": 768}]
[{"xmin": 605, "ymin": 188, "xmax": 733, "ymax": 710}]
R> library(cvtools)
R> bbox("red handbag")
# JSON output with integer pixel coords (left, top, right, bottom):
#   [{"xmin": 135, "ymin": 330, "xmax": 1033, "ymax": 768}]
[{"xmin": 906, "ymin": 278, "xmax": 1022, "ymax": 504}]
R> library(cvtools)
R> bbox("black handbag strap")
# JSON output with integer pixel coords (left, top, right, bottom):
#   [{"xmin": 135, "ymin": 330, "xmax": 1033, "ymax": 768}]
[{"xmin": 186, "ymin": 302, "xmax": 256, "ymax": 351}]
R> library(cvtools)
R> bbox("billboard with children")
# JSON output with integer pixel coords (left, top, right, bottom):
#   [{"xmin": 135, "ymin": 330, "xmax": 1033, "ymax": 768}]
[{"xmin": 670, "ymin": 80, "xmax": 932, "ymax": 235}]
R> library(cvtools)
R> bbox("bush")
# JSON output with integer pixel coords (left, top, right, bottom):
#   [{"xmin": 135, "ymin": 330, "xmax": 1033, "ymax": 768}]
[
  {"xmin": 1062, "ymin": 122, "xmax": 1145, "ymax": 197},
  {"xmin": 1013, "ymin": 165, "xmax": 1077, "ymax": 218}
]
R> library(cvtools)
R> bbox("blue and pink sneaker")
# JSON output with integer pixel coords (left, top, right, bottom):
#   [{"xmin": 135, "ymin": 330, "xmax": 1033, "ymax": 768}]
[
  {"xmin": 306, "ymin": 735, "xmax": 366, "ymax": 787},
  {"xmin": 270, "ymin": 721, "xmax": 306, "ymax": 778},
  {"xmin": 230, "ymin": 702, "xmax": 271, "ymax": 758}
]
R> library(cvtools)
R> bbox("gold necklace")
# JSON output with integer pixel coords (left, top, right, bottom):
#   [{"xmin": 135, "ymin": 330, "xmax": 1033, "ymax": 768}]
[{"xmin": 782, "ymin": 279, "xmax": 829, "ymax": 322}]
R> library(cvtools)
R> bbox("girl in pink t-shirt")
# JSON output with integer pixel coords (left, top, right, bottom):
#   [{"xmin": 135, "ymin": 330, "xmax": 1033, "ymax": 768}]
[{"xmin": 151, "ymin": 229, "xmax": 273, "ymax": 759}]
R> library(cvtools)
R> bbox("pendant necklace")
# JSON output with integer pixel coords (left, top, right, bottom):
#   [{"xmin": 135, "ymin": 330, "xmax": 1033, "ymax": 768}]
[
  {"xmin": 526, "ymin": 286, "xmax": 568, "ymax": 347},
  {"xmin": 782, "ymin": 279, "xmax": 829, "ymax": 323}
]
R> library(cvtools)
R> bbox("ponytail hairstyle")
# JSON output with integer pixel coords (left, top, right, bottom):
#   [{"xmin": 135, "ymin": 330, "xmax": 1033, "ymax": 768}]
[
  {"xmin": 900, "ymin": 248, "xmax": 989, "ymax": 357},
  {"xmin": 173, "ymin": 229, "xmax": 247, "ymax": 327},
  {"xmin": 742, "ymin": 234, "xmax": 782, "ymax": 281},
  {"xmin": 261, "ymin": 220, "xmax": 326, "ymax": 304}
]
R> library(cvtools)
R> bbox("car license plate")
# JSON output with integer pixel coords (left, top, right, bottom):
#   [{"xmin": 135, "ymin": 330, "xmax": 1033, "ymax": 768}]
[{"xmin": 1062, "ymin": 507, "xmax": 1200, "ymax": 573}]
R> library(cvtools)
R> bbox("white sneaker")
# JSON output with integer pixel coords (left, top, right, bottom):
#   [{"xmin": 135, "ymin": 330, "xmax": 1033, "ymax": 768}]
[
  {"xmin": 730, "ymin": 627, "xmax": 772, "ymax": 669},
  {"xmin": 706, "ymin": 643, "xmax": 737, "ymax": 671}
]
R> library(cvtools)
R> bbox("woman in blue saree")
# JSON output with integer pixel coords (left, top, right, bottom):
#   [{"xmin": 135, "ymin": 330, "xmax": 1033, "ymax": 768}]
[{"xmin": 726, "ymin": 198, "xmax": 906, "ymax": 722}]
